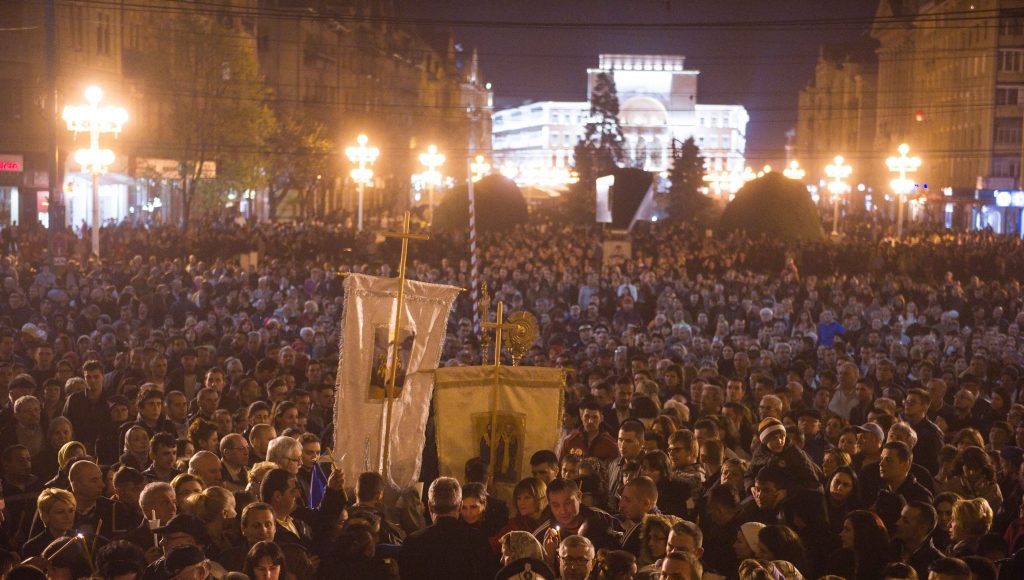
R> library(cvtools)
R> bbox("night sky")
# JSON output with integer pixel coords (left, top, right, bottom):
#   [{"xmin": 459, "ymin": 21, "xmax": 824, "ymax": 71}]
[{"xmin": 402, "ymin": 0, "xmax": 881, "ymax": 165}]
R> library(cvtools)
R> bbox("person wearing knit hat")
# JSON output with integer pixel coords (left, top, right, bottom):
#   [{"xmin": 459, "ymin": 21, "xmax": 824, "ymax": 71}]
[
  {"xmin": 744, "ymin": 416, "xmax": 822, "ymax": 494},
  {"xmin": 733, "ymin": 521, "xmax": 767, "ymax": 560},
  {"xmin": 757, "ymin": 418, "xmax": 787, "ymax": 453}
]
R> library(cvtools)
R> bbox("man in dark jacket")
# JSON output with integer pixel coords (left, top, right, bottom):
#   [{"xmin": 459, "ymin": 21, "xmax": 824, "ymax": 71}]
[
  {"xmin": 63, "ymin": 360, "xmax": 113, "ymax": 456},
  {"xmin": 399, "ymin": 477, "xmax": 497, "ymax": 580},
  {"xmin": 904, "ymin": 388, "xmax": 944, "ymax": 475},
  {"xmin": 879, "ymin": 441, "xmax": 933, "ymax": 505},
  {"xmin": 893, "ymin": 501, "xmax": 944, "ymax": 580}
]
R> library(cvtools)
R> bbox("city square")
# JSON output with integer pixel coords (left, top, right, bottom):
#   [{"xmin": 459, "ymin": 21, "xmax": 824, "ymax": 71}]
[{"xmin": 1, "ymin": 1, "xmax": 1024, "ymax": 579}]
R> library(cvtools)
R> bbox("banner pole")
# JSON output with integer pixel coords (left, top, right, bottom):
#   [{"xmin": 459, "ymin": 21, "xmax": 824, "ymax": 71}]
[{"xmin": 380, "ymin": 211, "xmax": 428, "ymax": 480}]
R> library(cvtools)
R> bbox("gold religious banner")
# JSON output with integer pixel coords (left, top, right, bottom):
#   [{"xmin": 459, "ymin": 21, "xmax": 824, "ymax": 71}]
[{"xmin": 433, "ymin": 364, "xmax": 565, "ymax": 503}]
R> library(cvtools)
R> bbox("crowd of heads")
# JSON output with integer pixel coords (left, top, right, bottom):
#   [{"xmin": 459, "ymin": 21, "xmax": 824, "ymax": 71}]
[{"xmin": 2, "ymin": 216, "xmax": 1024, "ymax": 578}]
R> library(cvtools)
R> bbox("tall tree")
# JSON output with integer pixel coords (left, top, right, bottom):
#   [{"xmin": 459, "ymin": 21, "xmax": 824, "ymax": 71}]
[
  {"xmin": 264, "ymin": 111, "xmax": 335, "ymax": 220},
  {"xmin": 579, "ymin": 72, "xmax": 626, "ymax": 173},
  {"xmin": 565, "ymin": 72, "xmax": 626, "ymax": 222},
  {"xmin": 139, "ymin": 13, "xmax": 274, "ymax": 231},
  {"xmin": 666, "ymin": 137, "xmax": 710, "ymax": 221}
]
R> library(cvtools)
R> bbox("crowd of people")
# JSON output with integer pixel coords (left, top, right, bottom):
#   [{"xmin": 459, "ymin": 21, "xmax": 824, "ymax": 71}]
[{"xmin": 2, "ymin": 215, "xmax": 1024, "ymax": 579}]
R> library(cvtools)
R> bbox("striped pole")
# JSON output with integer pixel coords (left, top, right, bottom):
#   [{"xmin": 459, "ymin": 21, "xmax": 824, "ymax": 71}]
[{"xmin": 468, "ymin": 156, "xmax": 481, "ymax": 333}]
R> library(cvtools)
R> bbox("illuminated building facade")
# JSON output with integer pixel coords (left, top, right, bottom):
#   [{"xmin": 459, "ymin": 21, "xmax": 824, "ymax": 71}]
[{"xmin": 492, "ymin": 54, "xmax": 749, "ymax": 188}]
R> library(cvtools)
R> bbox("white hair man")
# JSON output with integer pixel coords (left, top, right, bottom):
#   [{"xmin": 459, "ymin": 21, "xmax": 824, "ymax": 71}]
[
  {"xmin": 266, "ymin": 436, "xmax": 302, "ymax": 475},
  {"xmin": 127, "ymin": 481, "xmax": 177, "ymax": 553}
]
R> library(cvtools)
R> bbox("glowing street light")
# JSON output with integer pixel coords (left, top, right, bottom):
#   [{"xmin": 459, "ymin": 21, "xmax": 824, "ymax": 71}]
[
  {"xmin": 470, "ymin": 155, "xmax": 491, "ymax": 183},
  {"xmin": 886, "ymin": 143, "xmax": 922, "ymax": 239},
  {"xmin": 825, "ymin": 155, "xmax": 852, "ymax": 236},
  {"xmin": 783, "ymin": 161, "xmax": 806, "ymax": 181},
  {"xmin": 63, "ymin": 85, "xmax": 128, "ymax": 259},
  {"xmin": 345, "ymin": 133, "xmax": 379, "ymax": 232},
  {"xmin": 419, "ymin": 144, "xmax": 445, "ymax": 224}
]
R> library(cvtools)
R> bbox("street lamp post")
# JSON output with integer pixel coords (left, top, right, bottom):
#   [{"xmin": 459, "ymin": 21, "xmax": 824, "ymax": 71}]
[
  {"xmin": 345, "ymin": 134, "xmax": 379, "ymax": 232},
  {"xmin": 419, "ymin": 144, "xmax": 445, "ymax": 224},
  {"xmin": 470, "ymin": 155, "xmax": 490, "ymax": 183},
  {"xmin": 886, "ymin": 143, "xmax": 922, "ymax": 239},
  {"xmin": 783, "ymin": 161, "xmax": 806, "ymax": 181},
  {"xmin": 62, "ymin": 86, "xmax": 128, "ymax": 259},
  {"xmin": 825, "ymin": 155, "xmax": 852, "ymax": 237}
]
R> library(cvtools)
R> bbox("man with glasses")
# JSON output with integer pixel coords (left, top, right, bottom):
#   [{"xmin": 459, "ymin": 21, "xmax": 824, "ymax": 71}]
[
  {"xmin": 218, "ymin": 433, "xmax": 250, "ymax": 492},
  {"xmin": 267, "ymin": 435, "xmax": 305, "ymax": 504},
  {"xmin": 557, "ymin": 534, "xmax": 595, "ymax": 580},
  {"xmin": 667, "ymin": 429, "xmax": 705, "ymax": 500}
]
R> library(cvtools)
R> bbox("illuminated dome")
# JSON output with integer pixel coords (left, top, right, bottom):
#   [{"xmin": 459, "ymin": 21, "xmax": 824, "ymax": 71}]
[{"xmin": 619, "ymin": 96, "xmax": 669, "ymax": 127}]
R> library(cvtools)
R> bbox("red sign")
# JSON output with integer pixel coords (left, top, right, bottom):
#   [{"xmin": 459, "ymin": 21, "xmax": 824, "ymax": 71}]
[
  {"xmin": 0, "ymin": 155, "xmax": 23, "ymax": 172},
  {"xmin": 37, "ymin": 191, "xmax": 49, "ymax": 213}
]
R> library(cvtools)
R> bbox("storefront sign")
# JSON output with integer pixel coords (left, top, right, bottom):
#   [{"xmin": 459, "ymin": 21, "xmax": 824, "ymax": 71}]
[{"xmin": 0, "ymin": 155, "xmax": 23, "ymax": 172}]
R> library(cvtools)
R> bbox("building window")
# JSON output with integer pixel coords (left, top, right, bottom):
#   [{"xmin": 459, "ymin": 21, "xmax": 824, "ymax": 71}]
[
  {"xmin": 999, "ymin": 49, "xmax": 1024, "ymax": 72},
  {"xmin": 1001, "ymin": 13, "xmax": 1024, "ymax": 36},
  {"xmin": 995, "ymin": 118, "xmax": 1022, "ymax": 145},
  {"xmin": 70, "ymin": 5, "xmax": 84, "ymax": 51},
  {"xmin": 96, "ymin": 11, "xmax": 112, "ymax": 56},
  {"xmin": 997, "ymin": 86, "xmax": 1024, "ymax": 105},
  {"xmin": 0, "ymin": 80, "xmax": 23, "ymax": 121},
  {"xmin": 993, "ymin": 156, "xmax": 1020, "ymax": 178}
]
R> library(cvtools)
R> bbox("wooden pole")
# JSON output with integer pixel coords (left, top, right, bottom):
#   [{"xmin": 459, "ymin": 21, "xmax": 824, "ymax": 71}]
[
  {"xmin": 481, "ymin": 302, "xmax": 516, "ymax": 482},
  {"xmin": 380, "ymin": 212, "xmax": 428, "ymax": 480}
]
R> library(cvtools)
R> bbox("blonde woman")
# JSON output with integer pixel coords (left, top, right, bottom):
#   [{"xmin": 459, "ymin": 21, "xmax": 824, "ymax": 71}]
[
  {"xmin": 949, "ymin": 497, "xmax": 994, "ymax": 558},
  {"xmin": 22, "ymin": 488, "xmax": 77, "ymax": 558},
  {"xmin": 247, "ymin": 461, "xmax": 280, "ymax": 497},
  {"xmin": 183, "ymin": 486, "xmax": 239, "ymax": 555}
]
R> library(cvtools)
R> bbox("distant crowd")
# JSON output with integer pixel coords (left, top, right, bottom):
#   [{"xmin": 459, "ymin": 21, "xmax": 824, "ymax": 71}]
[{"xmin": 0, "ymin": 216, "xmax": 1023, "ymax": 579}]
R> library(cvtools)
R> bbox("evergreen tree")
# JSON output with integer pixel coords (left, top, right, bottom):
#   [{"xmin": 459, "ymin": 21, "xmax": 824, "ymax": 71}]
[
  {"xmin": 564, "ymin": 72, "xmax": 625, "ymax": 222},
  {"xmin": 579, "ymin": 72, "xmax": 626, "ymax": 172},
  {"xmin": 666, "ymin": 137, "xmax": 710, "ymax": 221}
]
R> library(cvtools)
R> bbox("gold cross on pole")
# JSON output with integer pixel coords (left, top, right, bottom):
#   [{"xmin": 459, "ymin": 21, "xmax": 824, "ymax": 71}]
[
  {"xmin": 379, "ymin": 211, "xmax": 428, "ymax": 479},
  {"xmin": 480, "ymin": 300, "xmax": 517, "ymax": 482},
  {"xmin": 481, "ymin": 301, "xmax": 517, "ymax": 367}
]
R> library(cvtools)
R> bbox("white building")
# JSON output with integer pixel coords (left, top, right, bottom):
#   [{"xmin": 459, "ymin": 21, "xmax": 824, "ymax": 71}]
[
  {"xmin": 492, "ymin": 54, "xmax": 749, "ymax": 188},
  {"xmin": 492, "ymin": 101, "xmax": 588, "ymax": 188}
]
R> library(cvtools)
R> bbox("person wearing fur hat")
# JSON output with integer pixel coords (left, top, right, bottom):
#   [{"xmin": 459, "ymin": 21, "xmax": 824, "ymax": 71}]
[{"xmin": 744, "ymin": 417, "xmax": 822, "ymax": 494}]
